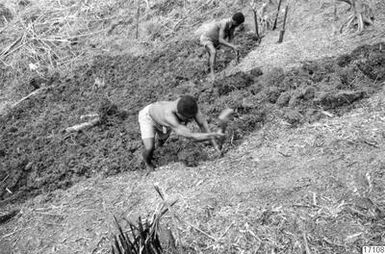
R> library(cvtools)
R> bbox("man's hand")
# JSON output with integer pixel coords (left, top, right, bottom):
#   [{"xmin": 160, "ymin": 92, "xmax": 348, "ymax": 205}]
[
  {"xmin": 205, "ymin": 133, "xmax": 223, "ymax": 154},
  {"xmin": 209, "ymin": 132, "xmax": 225, "ymax": 154},
  {"xmin": 192, "ymin": 132, "xmax": 224, "ymax": 142},
  {"xmin": 233, "ymin": 45, "xmax": 241, "ymax": 52},
  {"xmin": 211, "ymin": 138, "xmax": 222, "ymax": 153},
  {"xmin": 208, "ymin": 132, "xmax": 225, "ymax": 139}
]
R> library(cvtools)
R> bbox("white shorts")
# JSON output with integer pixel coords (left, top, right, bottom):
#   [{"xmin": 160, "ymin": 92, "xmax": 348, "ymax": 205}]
[
  {"xmin": 138, "ymin": 104, "xmax": 171, "ymax": 140},
  {"xmin": 200, "ymin": 34, "xmax": 220, "ymax": 49}
]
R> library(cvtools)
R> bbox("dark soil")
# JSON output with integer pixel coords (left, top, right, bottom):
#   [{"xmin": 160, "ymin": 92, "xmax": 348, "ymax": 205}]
[{"xmin": 1, "ymin": 30, "xmax": 384, "ymax": 205}]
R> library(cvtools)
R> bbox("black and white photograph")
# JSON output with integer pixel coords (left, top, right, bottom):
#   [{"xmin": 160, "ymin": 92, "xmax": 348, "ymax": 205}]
[{"xmin": 0, "ymin": 0, "xmax": 384, "ymax": 253}]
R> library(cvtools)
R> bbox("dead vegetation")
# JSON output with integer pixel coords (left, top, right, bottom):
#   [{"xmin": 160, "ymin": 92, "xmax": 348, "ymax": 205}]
[
  {"xmin": 334, "ymin": 0, "xmax": 375, "ymax": 33},
  {"xmin": 111, "ymin": 172, "xmax": 384, "ymax": 253},
  {"xmin": 249, "ymin": 0, "xmax": 278, "ymax": 37},
  {"xmin": 0, "ymin": 0, "xmax": 245, "ymax": 80},
  {"xmin": 111, "ymin": 186, "xmax": 178, "ymax": 254}
]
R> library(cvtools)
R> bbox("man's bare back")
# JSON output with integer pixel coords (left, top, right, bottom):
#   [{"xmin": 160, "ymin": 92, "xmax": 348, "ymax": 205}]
[
  {"xmin": 149, "ymin": 100, "xmax": 181, "ymax": 129},
  {"xmin": 201, "ymin": 18, "xmax": 234, "ymax": 47}
]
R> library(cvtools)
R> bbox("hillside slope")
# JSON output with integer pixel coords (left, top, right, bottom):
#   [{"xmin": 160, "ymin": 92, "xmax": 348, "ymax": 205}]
[
  {"xmin": 232, "ymin": 0, "xmax": 385, "ymax": 73},
  {"xmin": 2, "ymin": 87, "xmax": 384, "ymax": 254},
  {"xmin": 1, "ymin": 0, "xmax": 385, "ymax": 253}
]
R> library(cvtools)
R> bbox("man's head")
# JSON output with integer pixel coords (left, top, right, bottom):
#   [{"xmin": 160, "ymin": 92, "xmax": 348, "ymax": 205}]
[
  {"xmin": 232, "ymin": 12, "xmax": 245, "ymax": 26},
  {"xmin": 177, "ymin": 95, "xmax": 198, "ymax": 120}
]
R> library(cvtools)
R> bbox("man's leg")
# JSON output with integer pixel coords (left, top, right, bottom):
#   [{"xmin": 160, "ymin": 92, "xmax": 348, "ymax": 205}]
[
  {"xmin": 142, "ymin": 138, "xmax": 156, "ymax": 171},
  {"xmin": 206, "ymin": 51, "xmax": 211, "ymax": 72},
  {"xmin": 138, "ymin": 105, "xmax": 157, "ymax": 171},
  {"xmin": 205, "ymin": 44, "xmax": 217, "ymax": 80}
]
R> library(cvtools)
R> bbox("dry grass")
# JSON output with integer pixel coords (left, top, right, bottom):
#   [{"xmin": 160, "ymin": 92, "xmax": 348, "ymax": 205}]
[
  {"xmin": 0, "ymin": 0, "xmax": 244, "ymax": 74},
  {"xmin": 111, "ymin": 186, "xmax": 178, "ymax": 254},
  {"xmin": 0, "ymin": 0, "xmax": 246, "ymax": 113},
  {"xmin": 1, "ymin": 0, "xmax": 130, "ymax": 75}
]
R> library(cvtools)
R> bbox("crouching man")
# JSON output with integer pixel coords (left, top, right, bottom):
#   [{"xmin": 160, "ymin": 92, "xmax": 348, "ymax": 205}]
[
  {"xmin": 200, "ymin": 12, "xmax": 245, "ymax": 80},
  {"xmin": 138, "ymin": 95, "xmax": 223, "ymax": 171}
]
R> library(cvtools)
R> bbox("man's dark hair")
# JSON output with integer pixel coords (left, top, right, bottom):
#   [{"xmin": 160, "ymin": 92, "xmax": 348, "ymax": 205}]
[
  {"xmin": 177, "ymin": 95, "xmax": 198, "ymax": 118},
  {"xmin": 232, "ymin": 12, "xmax": 245, "ymax": 24}
]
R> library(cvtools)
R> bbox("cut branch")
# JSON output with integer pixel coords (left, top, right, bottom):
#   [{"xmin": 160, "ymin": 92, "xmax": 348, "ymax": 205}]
[
  {"xmin": 65, "ymin": 117, "xmax": 100, "ymax": 133},
  {"xmin": 0, "ymin": 35, "xmax": 24, "ymax": 58},
  {"xmin": 11, "ymin": 87, "xmax": 48, "ymax": 109}
]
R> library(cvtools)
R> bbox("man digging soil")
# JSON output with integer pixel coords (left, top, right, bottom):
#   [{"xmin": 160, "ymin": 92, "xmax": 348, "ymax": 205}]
[
  {"xmin": 138, "ymin": 95, "xmax": 232, "ymax": 171},
  {"xmin": 199, "ymin": 12, "xmax": 245, "ymax": 81}
]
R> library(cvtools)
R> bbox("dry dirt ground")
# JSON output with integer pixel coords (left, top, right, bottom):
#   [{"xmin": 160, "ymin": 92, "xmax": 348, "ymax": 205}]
[
  {"xmin": 232, "ymin": 0, "xmax": 385, "ymax": 73},
  {"xmin": 1, "ymin": 0, "xmax": 385, "ymax": 253}
]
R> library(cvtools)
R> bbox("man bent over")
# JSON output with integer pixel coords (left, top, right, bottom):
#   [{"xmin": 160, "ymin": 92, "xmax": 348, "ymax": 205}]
[
  {"xmin": 138, "ymin": 95, "xmax": 223, "ymax": 171},
  {"xmin": 200, "ymin": 12, "xmax": 245, "ymax": 80}
]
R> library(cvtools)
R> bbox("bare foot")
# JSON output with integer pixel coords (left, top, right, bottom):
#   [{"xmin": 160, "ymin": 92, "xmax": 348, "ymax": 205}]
[
  {"xmin": 144, "ymin": 161, "xmax": 155, "ymax": 171},
  {"xmin": 144, "ymin": 165, "xmax": 154, "ymax": 176}
]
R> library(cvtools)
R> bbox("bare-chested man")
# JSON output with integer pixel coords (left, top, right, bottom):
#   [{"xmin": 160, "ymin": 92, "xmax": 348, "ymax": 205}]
[
  {"xmin": 138, "ymin": 95, "xmax": 223, "ymax": 171},
  {"xmin": 200, "ymin": 12, "xmax": 245, "ymax": 80}
]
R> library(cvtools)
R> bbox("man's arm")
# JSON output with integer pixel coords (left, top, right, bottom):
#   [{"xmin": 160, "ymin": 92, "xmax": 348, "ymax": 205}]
[
  {"xmin": 228, "ymin": 27, "xmax": 236, "ymax": 42},
  {"xmin": 218, "ymin": 24, "xmax": 237, "ymax": 51},
  {"xmin": 194, "ymin": 110, "xmax": 221, "ymax": 152},
  {"xmin": 165, "ymin": 113, "xmax": 223, "ymax": 142},
  {"xmin": 194, "ymin": 110, "xmax": 210, "ymax": 133},
  {"xmin": 173, "ymin": 124, "xmax": 221, "ymax": 141}
]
